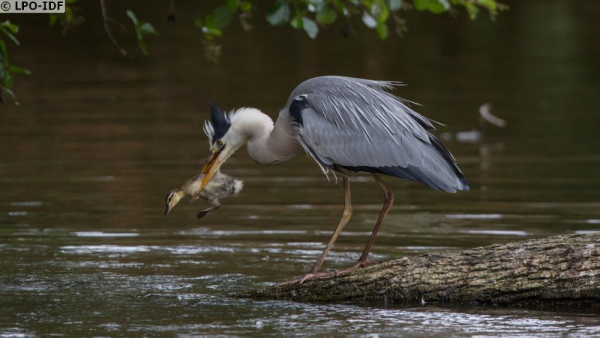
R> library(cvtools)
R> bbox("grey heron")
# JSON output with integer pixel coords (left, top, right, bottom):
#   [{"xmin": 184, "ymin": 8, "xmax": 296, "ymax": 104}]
[
  {"xmin": 165, "ymin": 170, "xmax": 243, "ymax": 219},
  {"xmin": 197, "ymin": 76, "xmax": 469, "ymax": 284}
]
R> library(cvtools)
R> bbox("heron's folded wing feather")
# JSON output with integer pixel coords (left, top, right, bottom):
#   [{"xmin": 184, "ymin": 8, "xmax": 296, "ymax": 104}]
[
  {"xmin": 299, "ymin": 108, "xmax": 425, "ymax": 169},
  {"xmin": 286, "ymin": 76, "xmax": 436, "ymax": 143},
  {"xmin": 293, "ymin": 98, "xmax": 469, "ymax": 192}
]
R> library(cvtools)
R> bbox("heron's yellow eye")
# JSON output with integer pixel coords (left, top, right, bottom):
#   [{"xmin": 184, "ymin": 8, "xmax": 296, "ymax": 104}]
[{"xmin": 215, "ymin": 139, "xmax": 224, "ymax": 147}]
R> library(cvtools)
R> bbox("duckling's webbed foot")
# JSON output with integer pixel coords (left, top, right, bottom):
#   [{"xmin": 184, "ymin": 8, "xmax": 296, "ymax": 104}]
[
  {"xmin": 195, "ymin": 209, "xmax": 211, "ymax": 219},
  {"xmin": 195, "ymin": 204, "xmax": 220, "ymax": 220}
]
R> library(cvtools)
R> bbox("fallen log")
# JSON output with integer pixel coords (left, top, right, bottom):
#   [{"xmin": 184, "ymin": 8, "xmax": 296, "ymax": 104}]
[{"xmin": 240, "ymin": 233, "xmax": 600, "ymax": 305}]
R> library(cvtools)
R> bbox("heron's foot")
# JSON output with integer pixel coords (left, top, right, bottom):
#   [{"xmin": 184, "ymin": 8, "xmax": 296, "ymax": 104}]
[
  {"xmin": 275, "ymin": 271, "xmax": 335, "ymax": 287},
  {"xmin": 335, "ymin": 260, "xmax": 379, "ymax": 277}
]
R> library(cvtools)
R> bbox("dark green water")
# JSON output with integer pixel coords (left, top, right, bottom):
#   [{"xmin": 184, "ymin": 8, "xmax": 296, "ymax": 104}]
[{"xmin": 1, "ymin": 0, "xmax": 600, "ymax": 336}]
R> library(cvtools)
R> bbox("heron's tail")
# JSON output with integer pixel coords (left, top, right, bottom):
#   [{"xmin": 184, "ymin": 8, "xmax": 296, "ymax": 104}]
[
  {"xmin": 357, "ymin": 134, "xmax": 470, "ymax": 193},
  {"xmin": 427, "ymin": 134, "xmax": 469, "ymax": 192}
]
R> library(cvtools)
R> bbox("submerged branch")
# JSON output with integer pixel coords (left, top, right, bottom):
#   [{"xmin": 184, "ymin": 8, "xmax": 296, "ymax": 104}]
[{"xmin": 240, "ymin": 233, "xmax": 600, "ymax": 306}]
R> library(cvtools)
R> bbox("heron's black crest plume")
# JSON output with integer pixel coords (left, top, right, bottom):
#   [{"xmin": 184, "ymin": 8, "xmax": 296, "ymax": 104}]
[{"xmin": 205, "ymin": 103, "xmax": 231, "ymax": 144}]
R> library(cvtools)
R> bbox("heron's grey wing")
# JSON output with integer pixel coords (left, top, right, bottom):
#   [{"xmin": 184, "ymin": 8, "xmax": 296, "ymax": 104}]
[
  {"xmin": 288, "ymin": 77, "xmax": 469, "ymax": 193},
  {"xmin": 286, "ymin": 76, "xmax": 437, "ymax": 141}
]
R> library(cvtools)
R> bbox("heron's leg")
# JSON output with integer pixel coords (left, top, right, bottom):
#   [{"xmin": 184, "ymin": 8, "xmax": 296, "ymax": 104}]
[
  {"xmin": 308, "ymin": 177, "xmax": 352, "ymax": 273},
  {"xmin": 276, "ymin": 177, "xmax": 352, "ymax": 286},
  {"xmin": 337, "ymin": 173, "xmax": 393, "ymax": 275}
]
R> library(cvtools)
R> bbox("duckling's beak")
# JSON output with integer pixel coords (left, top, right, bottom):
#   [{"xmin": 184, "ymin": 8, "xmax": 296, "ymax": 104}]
[
  {"xmin": 165, "ymin": 191, "xmax": 182, "ymax": 216},
  {"xmin": 165, "ymin": 203, "xmax": 173, "ymax": 216},
  {"xmin": 198, "ymin": 147, "xmax": 224, "ymax": 194}
]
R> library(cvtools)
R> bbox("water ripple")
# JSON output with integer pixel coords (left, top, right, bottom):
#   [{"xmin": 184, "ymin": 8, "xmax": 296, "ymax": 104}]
[{"xmin": 460, "ymin": 230, "xmax": 529, "ymax": 236}]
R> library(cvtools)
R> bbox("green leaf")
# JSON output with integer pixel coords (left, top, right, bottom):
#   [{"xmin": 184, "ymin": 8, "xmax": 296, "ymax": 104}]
[
  {"xmin": 240, "ymin": 1, "xmax": 252, "ymax": 12},
  {"xmin": 226, "ymin": 0, "xmax": 238, "ymax": 10},
  {"xmin": 2, "ymin": 87, "xmax": 18, "ymax": 105},
  {"xmin": 194, "ymin": 18, "xmax": 203, "ymax": 29},
  {"xmin": 302, "ymin": 17, "xmax": 319, "ymax": 39},
  {"xmin": 388, "ymin": 0, "xmax": 402, "ymax": 11},
  {"xmin": 333, "ymin": 0, "xmax": 350, "ymax": 16},
  {"xmin": 1, "ymin": 21, "xmax": 19, "ymax": 34},
  {"xmin": 372, "ymin": 1, "xmax": 390, "ymax": 23},
  {"xmin": 0, "ymin": 40, "xmax": 8, "ymax": 67},
  {"xmin": 1, "ymin": 21, "xmax": 20, "ymax": 45},
  {"xmin": 414, "ymin": 0, "xmax": 449, "ymax": 13},
  {"xmin": 65, "ymin": 6, "xmax": 73, "ymax": 23},
  {"xmin": 49, "ymin": 14, "xmax": 59, "ymax": 27},
  {"xmin": 266, "ymin": 0, "xmax": 291, "ymax": 26},
  {"xmin": 126, "ymin": 10, "xmax": 156, "ymax": 56},
  {"xmin": 138, "ymin": 40, "xmax": 148, "ymax": 56},
  {"xmin": 138, "ymin": 22, "xmax": 156, "ymax": 35},
  {"xmin": 202, "ymin": 27, "xmax": 222, "ymax": 37},
  {"xmin": 0, "ymin": 27, "xmax": 20, "ymax": 46},
  {"xmin": 316, "ymin": 6, "xmax": 338, "ymax": 25},
  {"xmin": 291, "ymin": 15, "xmax": 303, "ymax": 29},
  {"xmin": 478, "ymin": 0, "xmax": 496, "ymax": 10},
  {"xmin": 2, "ymin": 73, "xmax": 13, "ymax": 87},
  {"xmin": 362, "ymin": 11, "xmax": 377, "ymax": 28},
  {"xmin": 413, "ymin": 0, "xmax": 428, "ymax": 11},
  {"xmin": 126, "ymin": 10, "xmax": 138, "ymax": 25},
  {"xmin": 213, "ymin": 6, "xmax": 234, "ymax": 29},
  {"xmin": 376, "ymin": 22, "xmax": 388, "ymax": 39},
  {"xmin": 427, "ymin": 0, "xmax": 450, "ymax": 14},
  {"xmin": 204, "ymin": 15, "xmax": 216, "ymax": 29},
  {"xmin": 465, "ymin": 3, "xmax": 479, "ymax": 19},
  {"xmin": 8, "ymin": 65, "xmax": 31, "ymax": 75},
  {"xmin": 428, "ymin": 0, "xmax": 450, "ymax": 13},
  {"xmin": 307, "ymin": 0, "xmax": 326, "ymax": 13}
]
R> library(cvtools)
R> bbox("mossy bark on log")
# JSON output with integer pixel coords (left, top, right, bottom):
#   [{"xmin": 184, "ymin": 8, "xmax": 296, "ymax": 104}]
[{"xmin": 240, "ymin": 233, "xmax": 600, "ymax": 305}]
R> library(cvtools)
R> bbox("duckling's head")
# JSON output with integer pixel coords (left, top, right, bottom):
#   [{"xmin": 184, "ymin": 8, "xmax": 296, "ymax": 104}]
[{"xmin": 165, "ymin": 190, "xmax": 185, "ymax": 215}]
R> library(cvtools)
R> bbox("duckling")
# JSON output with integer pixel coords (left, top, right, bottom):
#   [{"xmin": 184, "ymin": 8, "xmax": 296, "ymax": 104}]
[{"xmin": 165, "ymin": 170, "xmax": 243, "ymax": 219}]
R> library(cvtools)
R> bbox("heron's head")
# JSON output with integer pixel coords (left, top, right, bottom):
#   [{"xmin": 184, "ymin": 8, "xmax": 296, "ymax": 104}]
[
  {"xmin": 198, "ymin": 104, "xmax": 250, "ymax": 193},
  {"xmin": 165, "ymin": 190, "xmax": 184, "ymax": 215}
]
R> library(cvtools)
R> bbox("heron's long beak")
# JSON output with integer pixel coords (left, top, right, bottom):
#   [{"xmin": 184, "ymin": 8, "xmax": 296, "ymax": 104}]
[{"xmin": 197, "ymin": 147, "xmax": 224, "ymax": 195}]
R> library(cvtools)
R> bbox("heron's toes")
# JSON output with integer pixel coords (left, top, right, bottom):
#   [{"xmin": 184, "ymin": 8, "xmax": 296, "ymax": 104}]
[
  {"xmin": 275, "ymin": 271, "xmax": 335, "ymax": 287},
  {"xmin": 335, "ymin": 260, "xmax": 380, "ymax": 277},
  {"xmin": 298, "ymin": 271, "xmax": 334, "ymax": 284}
]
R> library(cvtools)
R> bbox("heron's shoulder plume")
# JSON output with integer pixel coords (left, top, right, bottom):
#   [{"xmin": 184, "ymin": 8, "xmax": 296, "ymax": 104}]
[{"xmin": 204, "ymin": 103, "xmax": 232, "ymax": 143}]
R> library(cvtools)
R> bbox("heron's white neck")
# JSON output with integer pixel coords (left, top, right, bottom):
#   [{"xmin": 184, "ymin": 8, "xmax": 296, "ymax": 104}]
[{"xmin": 230, "ymin": 108, "xmax": 301, "ymax": 165}]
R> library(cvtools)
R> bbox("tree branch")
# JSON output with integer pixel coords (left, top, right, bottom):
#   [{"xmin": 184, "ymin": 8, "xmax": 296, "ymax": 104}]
[
  {"xmin": 239, "ymin": 233, "xmax": 600, "ymax": 306},
  {"xmin": 100, "ymin": 0, "xmax": 128, "ymax": 56}
]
